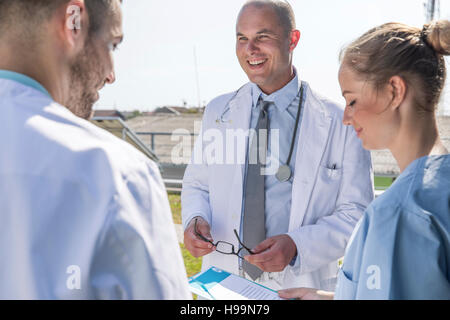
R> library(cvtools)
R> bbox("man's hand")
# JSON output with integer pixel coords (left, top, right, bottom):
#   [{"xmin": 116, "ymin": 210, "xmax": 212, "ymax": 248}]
[
  {"xmin": 244, "ymin": 234, "xmax": 297, "ymax": 272},
  {"xmin": 278, "ymin": 288, "xmax": 335, "ymax": 300},
  {"xmin": 184, "ymin": 217, "xmax": 215, "ymax": 258}
]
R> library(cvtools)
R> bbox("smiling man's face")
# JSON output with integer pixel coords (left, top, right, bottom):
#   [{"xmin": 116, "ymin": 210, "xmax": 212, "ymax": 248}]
[{"xmin": 236, "ymin": 4, "xmax": 294, "ymax": 94}]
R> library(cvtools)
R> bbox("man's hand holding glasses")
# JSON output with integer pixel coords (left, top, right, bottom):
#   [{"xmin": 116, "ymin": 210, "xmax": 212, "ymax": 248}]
[
  {"xmin": 184, "ymin": 217, "xmax": 255, "ymax": 259},
  {"xmin": 184, "ymin": 216, "xmax": 216, "ymax": 258}
]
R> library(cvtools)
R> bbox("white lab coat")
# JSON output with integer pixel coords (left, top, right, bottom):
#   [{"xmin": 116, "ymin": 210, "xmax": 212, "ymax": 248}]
[
  {"xmin": 182, "ymin": 81, "xmax": 374, "ymax": 291},
  {"xmin": 0, "ymin": 78, "xmax": 191, "ymax": 299}
]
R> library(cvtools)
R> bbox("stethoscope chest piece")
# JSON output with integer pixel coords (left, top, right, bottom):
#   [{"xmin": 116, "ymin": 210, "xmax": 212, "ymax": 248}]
[{"xmin": 276, "ymin": 165, "xmax": 292, "ymax": 182}]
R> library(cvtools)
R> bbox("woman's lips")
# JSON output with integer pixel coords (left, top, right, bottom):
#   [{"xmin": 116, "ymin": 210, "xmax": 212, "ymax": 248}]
[{"xmin": 355, "ymin": 127, "xmax": 363, "ymax": 137}]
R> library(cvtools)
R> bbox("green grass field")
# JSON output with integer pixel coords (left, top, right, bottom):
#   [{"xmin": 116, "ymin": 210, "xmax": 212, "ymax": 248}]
[
  {"xmin": 374, "ymin": 176, "xmax": 394, "ymax": 190},
  {"xmin": 168, "ymin": 193, "xmax": 202, "ymax": 278}
]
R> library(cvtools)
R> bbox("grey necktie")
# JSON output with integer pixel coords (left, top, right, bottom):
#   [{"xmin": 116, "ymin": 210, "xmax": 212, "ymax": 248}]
[{"xmin": 242, "ymin": 99, "xmax": 270, "ymax": 280}]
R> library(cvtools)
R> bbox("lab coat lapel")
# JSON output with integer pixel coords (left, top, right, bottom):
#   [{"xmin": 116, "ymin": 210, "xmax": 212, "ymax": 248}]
[
  {"xmin": 289, "ymin": 85, "xmax": 332, "ymax": 230},
  {"xmin": 226, "ymin": 84, "xmax": 253, "ymax": 231}
]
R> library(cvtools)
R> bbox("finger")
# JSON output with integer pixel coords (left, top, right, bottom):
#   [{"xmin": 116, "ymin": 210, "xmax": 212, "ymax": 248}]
[
  {"xmin": 252, "ymin": 238, "xmax": 275, "ymax": 254},
  {"xmin": 258, "ymin": 263, "xmax": 285, "ymax": 273},
  {"xmin": 278, "ymin": 288, "xmax": 309, "ymax": 300},
  {"xmin": 184, "ymin": 232, "xmax": 215, "ymax": 250},
  {"xmin": 245, "ymin": 248, "xmax": 274, "ymax": 264},
  {"xmin": 186, "ymin": 226, "xmax": 213, "ymax": 243},
  {"xmin": 192, "ymin": 238, "xmax": 215, "ymax": 249},
  {"xmin": 196, "ymin": 225, "xmax": 213, "ymax": 242}
]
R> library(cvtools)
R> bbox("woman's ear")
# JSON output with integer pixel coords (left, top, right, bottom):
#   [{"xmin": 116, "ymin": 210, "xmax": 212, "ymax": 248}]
[{"xmin": 388, "ymin": 75, "xmax": 407, "ymax": 110}]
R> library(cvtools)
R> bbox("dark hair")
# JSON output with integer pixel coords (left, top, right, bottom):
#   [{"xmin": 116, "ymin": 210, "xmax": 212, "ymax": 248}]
[
  {"xmin": 0, "ymin": 0, "xmax": 121, "ymax": 37},
  {"xmin": 240, "ymin": 0, "xmax": 296, "ymax": 37},
  {"xmin": 340, "ymin": 20, "xmax": 450, "ymax": 113},
  {"xmin": 85, "ymin": 0, "xmax": 122, "ymax": 37}
]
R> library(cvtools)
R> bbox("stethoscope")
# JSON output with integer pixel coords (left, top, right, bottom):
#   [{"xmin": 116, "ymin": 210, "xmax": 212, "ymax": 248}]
[{"xmin": 216, "ymin": 83, "xmax": 304, "ymax": 183}]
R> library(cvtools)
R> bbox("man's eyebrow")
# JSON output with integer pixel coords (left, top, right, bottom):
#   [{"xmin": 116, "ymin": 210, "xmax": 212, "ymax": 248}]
[
  {"xmin": 256, "ymin": 29, "xmax": 276, "ymax": 35},
  {"xmin": 236, "ymin": 29, "xmax": 276, "ymax": 37}
]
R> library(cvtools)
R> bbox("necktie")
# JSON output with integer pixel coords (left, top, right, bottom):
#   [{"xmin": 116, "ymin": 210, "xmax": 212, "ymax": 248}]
[{"xmin": 242, "ymin": 99, "xmax": 270, "ymax": 280}]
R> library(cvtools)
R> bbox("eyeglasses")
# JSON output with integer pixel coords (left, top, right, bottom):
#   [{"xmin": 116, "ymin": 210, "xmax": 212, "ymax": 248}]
[{"xmin": 194, "ymin": 218, "xmax": 254, "ymax": 259}]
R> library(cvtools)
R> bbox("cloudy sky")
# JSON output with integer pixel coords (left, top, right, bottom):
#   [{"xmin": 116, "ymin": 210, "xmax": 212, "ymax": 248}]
[{"xmin": 96, "ymin": 0, "xmax": 450, "ymax": 115}]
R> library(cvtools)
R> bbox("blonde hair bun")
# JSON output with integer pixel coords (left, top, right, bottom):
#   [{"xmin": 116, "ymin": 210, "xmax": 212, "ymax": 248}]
[{"xmin": 425, "ymin": 20, "xmax": 450, "ymax": 55}]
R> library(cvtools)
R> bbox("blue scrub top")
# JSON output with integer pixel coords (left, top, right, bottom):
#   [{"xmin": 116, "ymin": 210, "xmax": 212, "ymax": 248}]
[{"xmin": 335, "ymin": 154, "xmax": 450, "ymax": 300}]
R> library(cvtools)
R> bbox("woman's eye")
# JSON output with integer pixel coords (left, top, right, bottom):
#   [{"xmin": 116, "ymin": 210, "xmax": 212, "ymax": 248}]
[{"xmin": 348, "ymin": 100, "xmax": 356, "ymax": 107}]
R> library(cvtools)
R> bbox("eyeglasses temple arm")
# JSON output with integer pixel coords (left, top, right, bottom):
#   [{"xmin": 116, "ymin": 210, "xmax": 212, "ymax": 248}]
[{"xmin": 233, "ymin": 229, "xmax": 254, "ymax": 254}]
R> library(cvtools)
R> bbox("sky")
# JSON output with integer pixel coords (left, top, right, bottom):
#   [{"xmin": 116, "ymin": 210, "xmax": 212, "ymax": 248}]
[{"xmin": 96, "ymin": 0, "xmax": 450, "ymax": 115}]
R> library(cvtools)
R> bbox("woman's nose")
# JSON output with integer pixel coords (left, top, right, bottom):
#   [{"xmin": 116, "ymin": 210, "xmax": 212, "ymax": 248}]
[{"xmin": 342, "ymin": 105, "xmax": 353, "ymax": 126}]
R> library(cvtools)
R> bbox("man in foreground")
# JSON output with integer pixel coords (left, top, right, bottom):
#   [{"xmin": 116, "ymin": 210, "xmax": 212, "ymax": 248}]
[{"xmin": 0, "ymin": 0, "xmax": 190, "ymax": 299}]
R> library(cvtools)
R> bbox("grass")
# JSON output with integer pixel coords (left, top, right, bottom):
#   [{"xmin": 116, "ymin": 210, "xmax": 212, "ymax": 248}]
[
  {"xmin": 179, "ymin": 243, "xmax": 203, "ymax": 278},
  {"xmin": 168, "ymin": 193, "xmax": 182, "ymax": 225},
  {"xmin": 374, "ymin": 176, "xmax": 394, "ymax": 190},
  {"xmin": 168, "ymin": 192, "xmax": 202, "ymax": 279}
]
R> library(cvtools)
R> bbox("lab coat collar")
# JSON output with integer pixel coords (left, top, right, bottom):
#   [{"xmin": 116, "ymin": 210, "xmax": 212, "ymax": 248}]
[
  {"xmin": 0, "ymin": 70, "xmax": 51, "ymax": 99},
  {"xmin": 250, "ymin": 66, "xmax": 301, "ymax": 112}
]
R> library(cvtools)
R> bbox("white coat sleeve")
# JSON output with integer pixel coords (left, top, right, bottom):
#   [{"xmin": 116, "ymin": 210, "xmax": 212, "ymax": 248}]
[
  {"xmin": 181, "ymin": 116, "xmax": 212, "ymax": 230},
  {"xmin": 89, "ymin": 162, "xmax": 191, "ymax": 299},
  {"xmin": 288, "ymin": 126, "xmax": 374, "ymax": 275}
]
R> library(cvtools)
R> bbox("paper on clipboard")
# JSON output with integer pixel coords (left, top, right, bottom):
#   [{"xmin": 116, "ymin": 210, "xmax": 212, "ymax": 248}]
[{"xmin": 188, "ymin": 266, "xmax": 284, "ymax": 300}]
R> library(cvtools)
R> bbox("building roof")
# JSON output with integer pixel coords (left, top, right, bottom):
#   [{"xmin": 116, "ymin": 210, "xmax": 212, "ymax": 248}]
[{"xmin": 93, "ymin": 110, "xmax": 125, "ymax": 120}]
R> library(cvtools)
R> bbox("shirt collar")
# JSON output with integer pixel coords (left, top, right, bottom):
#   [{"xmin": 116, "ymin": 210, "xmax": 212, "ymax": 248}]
[
  {"xmin": 251, "ymin": 67, "xmax": 301, "ymax": 111},
  {"xmin": 0, "ymin": 70, "xmax": 51, "ymax": 98}
]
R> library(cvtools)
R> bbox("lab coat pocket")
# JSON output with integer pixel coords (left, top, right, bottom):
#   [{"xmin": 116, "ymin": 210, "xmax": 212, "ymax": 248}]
[
  {"xmin": 334, "ymin": 268, "xmax": 358, "ymax": 300},
  {"xmin": 319, "ymin": 164, "xmax": 342, "ymax": 180}
]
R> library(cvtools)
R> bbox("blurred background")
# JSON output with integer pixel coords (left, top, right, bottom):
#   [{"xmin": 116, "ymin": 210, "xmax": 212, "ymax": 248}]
[{"xmin": 96, "ymin": 0, "xmax": 450, "ymax": 114}]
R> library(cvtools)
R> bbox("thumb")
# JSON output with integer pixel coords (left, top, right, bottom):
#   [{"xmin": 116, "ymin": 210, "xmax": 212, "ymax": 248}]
[
  {"xmin": 252, "ymin": 237, "xmax": 275, "ymax": 254},
  {"xmin": 198, "ymin": 221, "xmax": 212, "ymax": 240}
]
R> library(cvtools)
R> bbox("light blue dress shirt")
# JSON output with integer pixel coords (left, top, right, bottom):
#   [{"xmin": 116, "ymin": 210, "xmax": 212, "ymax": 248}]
[
  {"xmin": 335, "ymin": 154, "xmax": 450, "ymax": 299},
  {"xmin": 241, "ymin": 71, "xmax": 304, "ymax": 240}
]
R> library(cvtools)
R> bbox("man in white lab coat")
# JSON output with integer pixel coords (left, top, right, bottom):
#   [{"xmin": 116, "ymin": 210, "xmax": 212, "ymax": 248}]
[
  {"xmin": 0, "ymin": 0, "xmax": 190, "ymax": 299},
  {"xmin": 182, "ymin": 0, "xmax": 374, "ymax": 291}
]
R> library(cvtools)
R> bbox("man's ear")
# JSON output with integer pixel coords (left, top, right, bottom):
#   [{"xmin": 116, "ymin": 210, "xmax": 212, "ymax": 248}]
[
  {"xmin": 289, "ymin": 30, "xmax": 300, "ymax": 52},
  {"xmin": 62, "ymin": 0, "xmax": 87, "ymax": 52},
  {"xmin": 388, "ymin": 75, "xmax": 407, "ymax": 110}
]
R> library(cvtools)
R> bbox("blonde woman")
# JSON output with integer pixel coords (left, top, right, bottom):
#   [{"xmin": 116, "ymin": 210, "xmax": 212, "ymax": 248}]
[{"xmin": 279, "ymin": 20, "xmax": 450, "ymax": 299}]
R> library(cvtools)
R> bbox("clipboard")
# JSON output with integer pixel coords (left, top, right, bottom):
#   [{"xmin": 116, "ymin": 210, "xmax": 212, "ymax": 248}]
[{"xmin": 188, "ymin": 266, "xmax": 285, "ymax": 300}]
